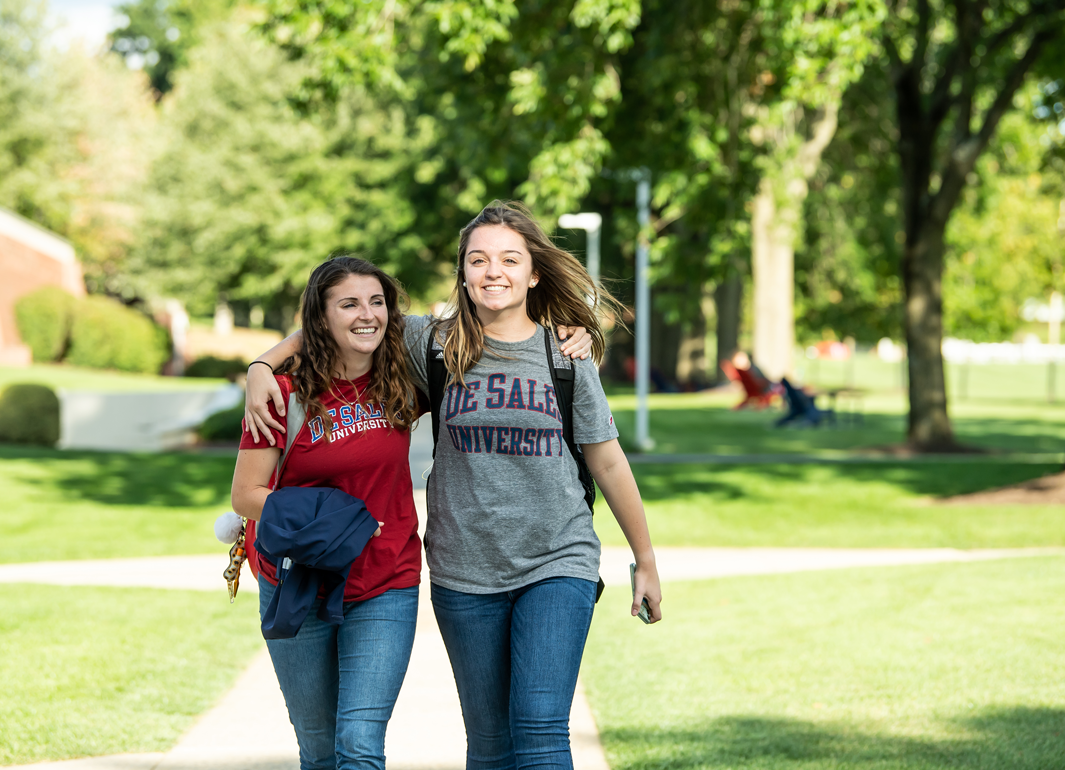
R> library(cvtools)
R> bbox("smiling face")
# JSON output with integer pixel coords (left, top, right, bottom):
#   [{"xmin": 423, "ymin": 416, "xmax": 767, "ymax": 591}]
[
  {"xmin": 463, "ymin": 224, "xmax": 539, "ymax": 322},
  {"xmin": 323, "ymin": 273, "xmax": 388, "ymax": 370}
]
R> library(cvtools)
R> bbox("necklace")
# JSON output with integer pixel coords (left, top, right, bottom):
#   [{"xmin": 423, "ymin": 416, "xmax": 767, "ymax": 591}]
[{"xmin": 329, "ymin": 377, "xmax": 363, "ymax": 409}]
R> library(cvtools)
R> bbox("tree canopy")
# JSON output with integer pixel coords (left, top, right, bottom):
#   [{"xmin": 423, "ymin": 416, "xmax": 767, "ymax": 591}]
[
  {"xmin": 5, "ymin": 0, "xmax": 1065, "ymax": 446},
  {"xmin": 0, "ymin": 0, "xmax": 156, "ymax": 295}
]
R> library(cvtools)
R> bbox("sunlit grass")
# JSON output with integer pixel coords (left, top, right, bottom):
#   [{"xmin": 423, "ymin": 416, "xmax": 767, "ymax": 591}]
[
  {"xmin": 583, "ymin": 556, "xmax": 1065, "ymax": 770},
  {"xmin": 593, "ymin": 462, "xmax": 1063, "ymax": 548},
  {"xmin": 0, "ymin": 584, "xmax": 262, "ymax": 766}
]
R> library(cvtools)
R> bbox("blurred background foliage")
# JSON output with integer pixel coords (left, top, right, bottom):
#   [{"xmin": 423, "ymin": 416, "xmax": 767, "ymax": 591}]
[{"xmin": 1, "ymin": 0, "xmax": 1063, "ymax": 373}]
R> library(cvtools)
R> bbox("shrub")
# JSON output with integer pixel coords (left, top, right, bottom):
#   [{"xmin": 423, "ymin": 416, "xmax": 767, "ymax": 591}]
[
  {"xmin": 197, "ymin": 402, "xmax": 245, "ymax": 442},
  {"xmin": 66, "ymin": 296, "xmax": 170, "ymax": 374},
  {"xmin": 0, "ymin": 384, "xmax": 60, "ymax": 446},
  {"xmin": 185, "ymin": 355, "xmax": 248, "ymax": 379},
  {"xmin": 14, "ymin": 287, "xmax": 77, "ymax": 363}
]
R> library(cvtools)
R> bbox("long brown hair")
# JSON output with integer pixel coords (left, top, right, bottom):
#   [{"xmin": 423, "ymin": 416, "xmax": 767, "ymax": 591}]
[
  {"xmin": 280, "ymin": 255, "xmax": 418, "ymax": 437},
  {"xmin": 433, "ymin": 200, "xmax": 622, "ymax": 386}
]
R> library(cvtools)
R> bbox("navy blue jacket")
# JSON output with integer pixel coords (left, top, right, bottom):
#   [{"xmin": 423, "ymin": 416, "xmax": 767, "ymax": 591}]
[{"xmin": 256, "ymin": 486, "xmax": 379, "ymax": 640}]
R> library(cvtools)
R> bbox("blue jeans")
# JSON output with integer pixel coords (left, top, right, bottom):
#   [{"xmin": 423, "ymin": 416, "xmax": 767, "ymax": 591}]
[
  {"xmin": 258, "ymin": 576, "xmax": 418, "ymax": 770},
  {"xmin": 431, "ymin": 576, "xmax": 597, "ymax": 770}
]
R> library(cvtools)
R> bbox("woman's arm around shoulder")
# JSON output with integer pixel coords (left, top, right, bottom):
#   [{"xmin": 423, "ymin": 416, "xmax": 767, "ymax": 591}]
[
  {"xmin": 244, "ymin": 333, "xmax": 301, "ymax": 445},
  {"xmin": 245, "ymin": 319, "xmax": 591, "ymax": 443},
  {"xmin": 581, "ymin": 439, "xmax": 663, "ymax": 623},
  {"xmin": 232, "ymin": 374, "xmax": 291, "ymax": 519}
]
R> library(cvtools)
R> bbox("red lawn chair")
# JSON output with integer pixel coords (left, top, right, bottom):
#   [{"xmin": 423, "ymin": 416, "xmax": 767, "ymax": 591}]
[{"xmin": 720, "ymin": 359, "xmax": 778, "ymax": 410}]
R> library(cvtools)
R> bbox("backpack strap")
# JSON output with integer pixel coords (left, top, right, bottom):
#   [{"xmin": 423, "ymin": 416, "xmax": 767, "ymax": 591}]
[
  {"xmin": 542, "ymin": 327, "xmax": 596, "ymax": 516},
  {"xmin": 273, "ymin": 392, "xmax": 306, "ymax": 490},
  {"xmin": 542, "ymin": 328, "xmax": 605, "ymax": 601},
  {"xmin": 233, "ymin": 389, "xmax": 305, "ymax": 602},
  {"xmin": 426, "ymin": 331, "xmax": 447, "ymax": 460}
]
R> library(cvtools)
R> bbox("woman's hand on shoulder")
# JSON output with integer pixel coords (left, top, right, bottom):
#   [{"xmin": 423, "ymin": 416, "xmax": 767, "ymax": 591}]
[
  {"xmin": 557, "ymin": 325, "xmax": 593, "ymax": 360},
  {"xmin": 245, "ymin": 365, "xmax": 287, "ymax": 446}
]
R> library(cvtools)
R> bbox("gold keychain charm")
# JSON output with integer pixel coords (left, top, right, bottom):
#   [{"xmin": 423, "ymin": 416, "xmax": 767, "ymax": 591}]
[{"xmin": 223, "ymin": 525, "xmax": 247, "ymax": 603}]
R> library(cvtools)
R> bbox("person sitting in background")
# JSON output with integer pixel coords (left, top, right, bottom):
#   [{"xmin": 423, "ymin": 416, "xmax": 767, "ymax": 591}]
[
  {"xmin": 720, "ymin": 350, "xmax": 779, "ymax": 410},
  {"xmin": 775, "ymin": 376, "xmax": 835, "ymax": 428}
]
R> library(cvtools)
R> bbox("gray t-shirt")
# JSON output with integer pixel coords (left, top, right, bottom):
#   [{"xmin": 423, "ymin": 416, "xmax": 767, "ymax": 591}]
[{"xmin": 404, "ymin": 314, "xmax": 619, "ymax": 593}]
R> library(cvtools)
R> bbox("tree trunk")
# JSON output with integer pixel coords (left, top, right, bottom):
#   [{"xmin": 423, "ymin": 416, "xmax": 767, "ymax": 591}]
[
  {"xmin": 714, "ymin": 274, "xmax": 742, "ymax": 383},
  {"xmin": 902, "ymin": 223, "xmax": 954, "ymax": 448},
  {"xmin": 751, "ymin": 179, "xmax": 796, "ymax": 381},
  {"xmin": 676, "ymin": 289, "xmax": 711, "ymax": 388},
  {"xmin": 885, "ymin": 11, "xmax": 1055, "ymax": 450},
  {"xmin": 751, "ymin": 102, "xmax": 839, "ymax": 381},
  {"xmin": 650, "ymin": 290, "xmax": 683, "ymax": 389}
]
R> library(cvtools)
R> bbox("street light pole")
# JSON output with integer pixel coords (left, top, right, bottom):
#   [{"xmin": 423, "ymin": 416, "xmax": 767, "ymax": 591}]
[
  {"xmin": 634, "ymin": 168, "xmax": 654, "ymax": 452},
  {"xmin": 557, "ymin": 212, "xmax": 602, "ymax": 285}
]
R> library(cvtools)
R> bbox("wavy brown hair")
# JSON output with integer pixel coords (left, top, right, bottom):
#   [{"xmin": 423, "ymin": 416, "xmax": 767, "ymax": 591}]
[
  {"xmin": 279, "ymin": 255, "xmax": 418, "ymax": 438},
  {"xmin": 432, "ymin": 200, "xmax": 623, "ymax": 386}
]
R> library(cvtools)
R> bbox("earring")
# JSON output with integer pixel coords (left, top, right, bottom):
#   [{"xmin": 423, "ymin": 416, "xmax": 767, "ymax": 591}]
[
  {"xmin": 463, "ymin": 281, "xmax": 467, "ymax": 286},
  {"xmin": 531, "ymin": 281, "xmax": 537, "ymax": 287}
]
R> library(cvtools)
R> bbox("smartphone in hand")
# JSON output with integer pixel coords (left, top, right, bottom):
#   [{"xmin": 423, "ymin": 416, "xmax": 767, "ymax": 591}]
[{"xmin": 629, "ymin": 562, "xmax": 652, "ymax": 624}]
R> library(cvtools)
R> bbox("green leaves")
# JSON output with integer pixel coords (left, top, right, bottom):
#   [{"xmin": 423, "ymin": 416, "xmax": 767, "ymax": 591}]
[
  {"xmin": 519, "ymin": 125, "xmax": 611, "ymax": 217},
  {"xmin": 570, "ymin": 0, "xmax": 641, "ymax": 52},
  {"xmin": 428, "ymin": 0, "xmax": 518, "ymax": 70},
  {"xmin": 130, "ymin": 21, "xmax": 436, "ymax": 318},
  {"xmin": 0, "ymin": 0, "xmax": 157, "ymax": 297}
]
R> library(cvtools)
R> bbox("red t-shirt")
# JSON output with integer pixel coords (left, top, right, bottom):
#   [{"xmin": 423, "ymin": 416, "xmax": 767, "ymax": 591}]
[{"xmin": 239, "ymin": 373, "xmax": 423, "ymax": 603}]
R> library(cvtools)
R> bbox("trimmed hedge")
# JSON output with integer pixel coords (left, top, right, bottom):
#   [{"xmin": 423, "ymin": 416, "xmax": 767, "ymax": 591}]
[
  {"xmin": 185, "ymin": 355, "xmax": 248, "ymax": 379},
  {"xmin": 66, "ymin": 296, "xmax": 170, "ymax": 374},
  {"xmin": 197, "ymin": 402, "xmax": 245, "ymax": 442},
  {"xmin": 0, "ymin": 383, "xmax": 60, "ymax": 446},
  {"xmin": 14, "ymin": 287, "xmax": 77, "ymax": 363}
]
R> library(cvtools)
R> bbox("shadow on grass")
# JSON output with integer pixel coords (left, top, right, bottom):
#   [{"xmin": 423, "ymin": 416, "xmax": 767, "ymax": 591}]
[
  {"xmin": 630, "ymin": 461, "xmax": 1063, "ymax": 504},
  {"xmin": 604, "ymin": 706, "xmax": 1065, "ymax": 769},
  {"xmin": 0, "ymin": 444, "xmax": 234, "ymax": 508},
  {"xmin": 613, "ymin": 407, "xmax": 906, "ymax": 455},
  {"xmin": 952, "ymin": 415, "xmax": 1065, "ymax": 454},
  {"xmin": 631, "ymin": 471, "xmax": 750, "ymax": 502}
]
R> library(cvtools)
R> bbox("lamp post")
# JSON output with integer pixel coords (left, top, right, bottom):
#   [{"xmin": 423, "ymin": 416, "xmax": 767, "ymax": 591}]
[
  {"xmin": 558, "ymin": 212, "xmax": 602, "ymax": 285},
  {"xmin": 591, "ymin": 166, "xmax": 654, "ymax": 452},
  {"xmin": 632, "ymin": 169, "xmax": 653, "ymax": 451}
]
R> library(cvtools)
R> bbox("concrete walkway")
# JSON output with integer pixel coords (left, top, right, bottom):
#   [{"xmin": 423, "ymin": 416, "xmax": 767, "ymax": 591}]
[{"xmin": 4, "ymin": 519, "xmax": 1061, "ymax": 770}]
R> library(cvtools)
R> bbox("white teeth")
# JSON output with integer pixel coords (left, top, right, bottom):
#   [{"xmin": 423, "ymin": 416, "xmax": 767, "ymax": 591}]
[
  {"xmin": 482, "ymin": 286, "xmax": 508, "ymax": 293},
  {"xmin": 352, "ymin": 328, "xmax": 376, "ymax": 335}
]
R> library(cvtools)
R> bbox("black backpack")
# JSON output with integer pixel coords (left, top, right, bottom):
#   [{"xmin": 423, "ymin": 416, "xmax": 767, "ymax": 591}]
[{"xmin": 425, "ymin": 325, "xmax": 604, "ymax": 601}]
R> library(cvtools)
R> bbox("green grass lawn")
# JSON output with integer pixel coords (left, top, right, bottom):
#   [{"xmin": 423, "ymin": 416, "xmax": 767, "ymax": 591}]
[
  {"xmin": 0, "ymin": 445, "xmax": 234, "ymax": 564},
  {"xmin": 3, "ymin": 444, "xmax": 1060, "ymax": 565},
  {"xmin": 3, "ymin": 350, "xmax": 1061, "ymax": 769},
  {"xmin": 582, "ymin": 556, "xmax": 1065, "ymax": 770},
  {"xmin": 606, "ymin": 390, "xmax": 1065, "ymax": 456},
  {"xmin": 593, "ymin": 462, "xmax": 1065, "ymax": 548},
  {"xmin": 0, "ymin": 584, "xmax": 262, "ymax": 766},
  {"xmin": 803, "ymin": 354, "xmax": 1064, "ymax": 405},
  {"xmin": 0, "ymin": 364, "xmax": 225, "ymax": 392}
]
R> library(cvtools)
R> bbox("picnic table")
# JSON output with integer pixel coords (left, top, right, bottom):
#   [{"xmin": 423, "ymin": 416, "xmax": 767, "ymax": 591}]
[{"xmin": 812, "ymin": 386, "xmax": 866, "ymax": 425}]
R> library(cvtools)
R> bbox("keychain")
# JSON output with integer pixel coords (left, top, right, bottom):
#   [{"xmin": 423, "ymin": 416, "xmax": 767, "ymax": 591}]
[{"xmin": 216, "ymin": 511, "xmax": 248, "ymax": 603}]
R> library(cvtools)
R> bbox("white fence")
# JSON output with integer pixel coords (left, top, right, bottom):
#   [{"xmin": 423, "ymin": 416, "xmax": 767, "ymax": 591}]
[{"xmin": 942, "ymin": 338, "xmax": 1065, "ymax": 365}]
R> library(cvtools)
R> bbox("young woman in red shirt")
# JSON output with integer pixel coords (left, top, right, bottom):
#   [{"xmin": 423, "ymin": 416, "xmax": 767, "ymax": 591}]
[{"xmin": 230, "ymin": 256, "xmax": 423, "ymax": 770}]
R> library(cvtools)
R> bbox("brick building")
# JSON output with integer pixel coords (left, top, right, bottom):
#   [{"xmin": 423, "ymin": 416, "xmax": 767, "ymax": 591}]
[{"xmin": 0, "ymin": 206, "xmax": 86, "ymax": 366}]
